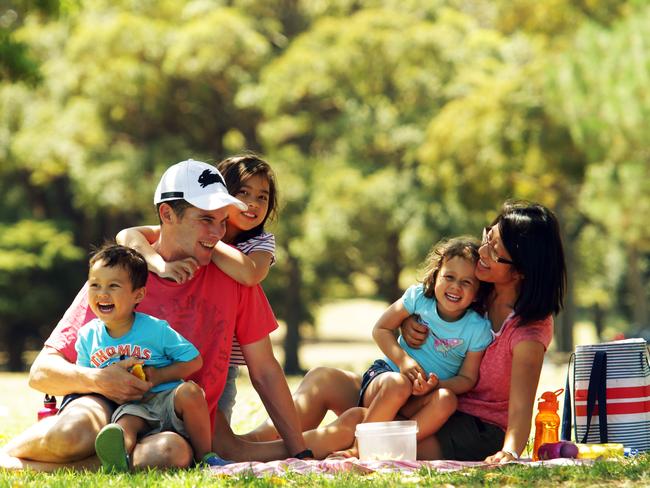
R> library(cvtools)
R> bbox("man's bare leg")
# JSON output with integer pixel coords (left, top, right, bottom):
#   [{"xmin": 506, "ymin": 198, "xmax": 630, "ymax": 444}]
[
  {"xmin": 0, "ymin": 449, "xmax": 100, "ymax": 472},
  {"xmin": 3, "ymin": 396, "xmax": 111, "ymax": 464},
  {"xmin": 243, "ymin": 367, "xmax": 362, "ymax": 442},
  {"xmin": 1, "ymin": 394, "xmax": 193, "ymax": 471},
  {"xmin": 215, "ymin": 406, "xmax": 365, "ymax": 462}
]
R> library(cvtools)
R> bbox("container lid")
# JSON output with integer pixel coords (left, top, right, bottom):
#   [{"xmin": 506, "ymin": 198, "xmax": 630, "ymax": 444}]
[
  {"xmin": 355, "ymin": 420, "xmax": 418, "ymax": 435},
  {"xmin": 538, "ymin": 389, "xmax": 563, "ymax": 410}
]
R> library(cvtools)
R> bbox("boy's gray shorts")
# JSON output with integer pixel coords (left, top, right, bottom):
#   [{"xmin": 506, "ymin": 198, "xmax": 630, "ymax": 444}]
[{"xmin": 112, "ymin": 384, "xmax": 188, "ymax": 439}]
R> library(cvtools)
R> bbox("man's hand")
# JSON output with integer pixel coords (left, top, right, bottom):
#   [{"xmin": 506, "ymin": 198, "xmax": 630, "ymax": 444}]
[
  {"xmin": 94, "ymin": 357, "xmax": 152, "ymax": 404},
  {"xmin": 400, "ymin": 315, "xmax": 428, "ymax": 348}
]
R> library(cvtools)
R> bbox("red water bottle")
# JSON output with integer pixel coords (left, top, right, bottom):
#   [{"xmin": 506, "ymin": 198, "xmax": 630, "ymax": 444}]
[{"xmin": 37, "ymin": 394, "xmax": 58, "ymax": 421}]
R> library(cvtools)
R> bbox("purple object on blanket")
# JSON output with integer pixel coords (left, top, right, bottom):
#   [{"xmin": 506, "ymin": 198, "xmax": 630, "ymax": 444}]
[{"xmin": 537, "ymin": 441, "xmax": 579, "ymax": 460}]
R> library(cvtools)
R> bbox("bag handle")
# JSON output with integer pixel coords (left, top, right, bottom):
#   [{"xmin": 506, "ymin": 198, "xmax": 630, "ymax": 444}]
[
  {"xmin": 561, "ymin": 353, "xmax": 575, "ymax": 441},
  {"xmin": 581, "ymin": 350, "xmax": 608, "ymax": 443}
]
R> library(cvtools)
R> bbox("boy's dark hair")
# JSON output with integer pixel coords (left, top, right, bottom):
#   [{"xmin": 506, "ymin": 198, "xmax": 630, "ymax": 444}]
[
  {"xmin": 217, "ymin": 153, "xmax": 279, "ymax": 244},
  {"xmin": 89, "ymin": 243, "xmax": 148, "ymax": 290},
  {"xmin": 421, "ymin": 236, "xmax": 488, "ymax": 315},
  {"xmin": 493, "ymin": 200, "xmax": 567, "ymax": 326}
]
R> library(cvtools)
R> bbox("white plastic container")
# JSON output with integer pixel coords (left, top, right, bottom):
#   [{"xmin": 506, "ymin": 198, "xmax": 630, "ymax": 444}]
[{"xmin": 355, "ymin": 420, "xmax": 418, "ymax": 461}]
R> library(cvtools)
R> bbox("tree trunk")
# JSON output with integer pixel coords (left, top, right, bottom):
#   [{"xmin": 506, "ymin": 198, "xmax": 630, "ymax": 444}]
[
  {"xmin": 282, "ymin": 253, "xmax": 303, "ymax": 375},
  {"xmin": 377, "ymin": 230, "xmax": 402, "ymax": 303},
  {"xmin": 557, "ymin": 251, "xmax": 576, "ymax": 352},
  {"xmin": 554, "ymin": 205, "xmax": 579, "ymax": 352},
  {"xmin": 592, "ymin": 304, "xmax": 605, "ymax": 340},
  {"xmin": 6, "ymin": 324, "xmax": 26, "ymax": 372},
  {"xmin": 627, "ymin": 245, "xmax": 648, "ymax": 328}
]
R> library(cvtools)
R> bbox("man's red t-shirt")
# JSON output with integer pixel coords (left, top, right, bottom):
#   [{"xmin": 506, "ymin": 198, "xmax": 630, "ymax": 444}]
[{"xmin": 45, "ymin": 264, "xmax": 277, "ymax": 421}]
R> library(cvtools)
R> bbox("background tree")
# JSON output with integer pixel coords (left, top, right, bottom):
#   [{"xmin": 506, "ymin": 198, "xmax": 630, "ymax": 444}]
[
  {"xmin": 546, "ymin": 5, "xmax": 650, "ymax": 332},
  {"xmin": 0, "ymin": 0, "xmax": 647, "ymax": 369}
]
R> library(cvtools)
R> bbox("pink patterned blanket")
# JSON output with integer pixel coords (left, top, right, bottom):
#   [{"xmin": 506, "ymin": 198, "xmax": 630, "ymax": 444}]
[{"xmin": 209, "ymin": 457, "xmax": 592, "ymax": 477}]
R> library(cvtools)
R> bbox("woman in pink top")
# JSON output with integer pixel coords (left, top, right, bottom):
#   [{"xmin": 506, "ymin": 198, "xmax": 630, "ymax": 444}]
[{"xmin": 245, "ymin": 201, "xmax": 566, "ymax": 463}]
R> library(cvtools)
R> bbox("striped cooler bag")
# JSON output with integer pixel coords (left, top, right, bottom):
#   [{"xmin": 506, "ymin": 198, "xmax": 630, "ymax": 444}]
[{"xmin": 561, "ymin": 338, "xmax": 650, "ymax": 452}]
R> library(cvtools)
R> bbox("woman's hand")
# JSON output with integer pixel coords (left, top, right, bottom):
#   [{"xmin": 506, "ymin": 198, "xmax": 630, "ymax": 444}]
[
  {"xmin": 485, "ymin": 449, "xmax": 518, "ymax": 464},
  {"xmin": 400, "ymin": 315, "xmax": 429, "ymax": 348}
]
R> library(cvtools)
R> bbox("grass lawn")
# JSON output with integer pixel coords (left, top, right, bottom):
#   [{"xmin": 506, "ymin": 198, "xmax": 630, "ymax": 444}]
[{"xmin": 1, "ymin": 299, "xmax": 649, "ymax": 486}]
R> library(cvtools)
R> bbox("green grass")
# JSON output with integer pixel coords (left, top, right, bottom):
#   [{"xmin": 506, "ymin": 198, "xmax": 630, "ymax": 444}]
[
  {"xmin": 2, "ymin": 455, "xmax": 650, "ymax": 487},
  {"xmin": 1, "ymin": 371, "xmax": 649, "ymax": 487}
]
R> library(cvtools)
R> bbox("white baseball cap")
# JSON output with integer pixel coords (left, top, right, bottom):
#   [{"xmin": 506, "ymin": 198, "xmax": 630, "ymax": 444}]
[{"xmin": 153, "ymin": 159, "xmax": 247, "ymax": 211}]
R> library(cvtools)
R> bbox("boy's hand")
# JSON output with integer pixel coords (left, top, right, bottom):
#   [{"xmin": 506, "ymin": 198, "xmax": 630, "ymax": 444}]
[
  {"xmin": 142, "ymin": 365, "xmax": 160, "ymax": 386},
  {"xmin": 156, "ymin": 258, "xmax": 198, "ymax": 283},
  {"xmin": 412, "ymin": 372, "xmax": 439, "ymax": 396}
]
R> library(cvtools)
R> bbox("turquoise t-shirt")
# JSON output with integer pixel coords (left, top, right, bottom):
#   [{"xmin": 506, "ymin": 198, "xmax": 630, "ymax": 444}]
[
  {"xmin": 384, "ymin": 284, "xmax": 493, "ymax": 380},
  {"xmin": 75, "ymin": 312, "xmax": 199, "ymax": 393}
]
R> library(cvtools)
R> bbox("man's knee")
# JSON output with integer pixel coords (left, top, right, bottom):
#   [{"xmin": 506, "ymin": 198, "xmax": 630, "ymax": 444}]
[
  {"xmin": 5, "ymin": 412, "xmax": 98, "ymax": 462},
  {"xmin": 43, "ymin": 415, "xmax": 99, "ymax": 460},
  {"xmin": 43, "ymin": 396, "xmax": 113, "ymax": 461}
]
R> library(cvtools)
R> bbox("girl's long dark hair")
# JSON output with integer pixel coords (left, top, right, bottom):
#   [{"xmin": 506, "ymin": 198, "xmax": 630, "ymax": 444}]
[
  {"xmin": 494, "ymin": 200, "xmax": 567, "ymax": 326},
  {"xmin": 217, "ymin": 153, "xmax": 278, "ymax": 244}
]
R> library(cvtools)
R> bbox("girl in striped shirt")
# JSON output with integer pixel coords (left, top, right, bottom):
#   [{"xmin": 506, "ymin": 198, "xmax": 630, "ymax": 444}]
[{"xmin": 117, "ymin": 153, "xmax": 279, "ymax": 422}]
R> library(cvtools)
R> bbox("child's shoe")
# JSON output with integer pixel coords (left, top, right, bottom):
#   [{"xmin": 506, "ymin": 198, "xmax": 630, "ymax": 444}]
[
  {"xmin": 95, "ymin": 423, "xmax": 130, "ymax": 472},
  {"xmin": 201, "ymin": 452, "xmax": 234, "ymax": 467}
]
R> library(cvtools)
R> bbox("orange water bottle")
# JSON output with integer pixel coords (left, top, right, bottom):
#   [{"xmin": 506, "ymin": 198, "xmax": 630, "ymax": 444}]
[{"xmin": 532, "ymin": 389, "xmax": 563, "ymax": 461}]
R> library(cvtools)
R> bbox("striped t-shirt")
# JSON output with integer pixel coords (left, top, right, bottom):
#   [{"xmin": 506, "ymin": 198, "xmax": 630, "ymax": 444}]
[{"xmin": 229, "ymin": 232, "xmax": 276, "ymax": 366}]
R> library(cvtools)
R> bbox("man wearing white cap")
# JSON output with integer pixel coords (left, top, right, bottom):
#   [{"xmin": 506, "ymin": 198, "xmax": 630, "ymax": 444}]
[{"xmin": 0, "ymin": 159, "xmax": 357, "ymax": 470}]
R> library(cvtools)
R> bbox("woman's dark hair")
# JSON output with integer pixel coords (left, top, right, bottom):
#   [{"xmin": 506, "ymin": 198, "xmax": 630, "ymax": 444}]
[
  {"xmin": 421, "ymin": 236, "xmax": 489, "ymax": 315},
  {"xmin": 493, "ymin": 200, "xmax": 566, "ymax": 326},
  {"xmin": 217, "ymin": 153, "xmax": 278, "ymax": 244}
]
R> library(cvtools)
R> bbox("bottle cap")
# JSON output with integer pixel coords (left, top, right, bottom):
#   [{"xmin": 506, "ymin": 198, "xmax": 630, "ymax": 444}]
[{"xmin": 538, "ymin": 389, "xmax": 563, "ymax": 410}]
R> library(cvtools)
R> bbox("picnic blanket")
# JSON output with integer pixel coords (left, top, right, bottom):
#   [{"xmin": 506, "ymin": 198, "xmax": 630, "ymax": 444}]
[{"xmin": 209, "ymin": 457, "xmax": 593, "ymax": 477}]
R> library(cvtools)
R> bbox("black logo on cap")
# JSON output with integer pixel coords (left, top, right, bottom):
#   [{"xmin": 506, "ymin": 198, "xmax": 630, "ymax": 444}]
[{"xmin": 198, "ymin": 169, "xmax": 226, "ymax": 188}]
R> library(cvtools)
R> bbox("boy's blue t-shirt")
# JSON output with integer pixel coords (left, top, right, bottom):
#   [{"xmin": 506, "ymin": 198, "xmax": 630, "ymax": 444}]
[
  {"xmin": 75, "ymin": 312, "xmax": 199, "ymax": 393},
  {"xmin": 384, "ymin": 284, "xmax": 493, "ymax": 380}
]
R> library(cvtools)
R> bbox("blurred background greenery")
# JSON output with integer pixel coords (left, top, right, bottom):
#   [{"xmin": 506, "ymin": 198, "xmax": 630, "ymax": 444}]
[{"xmin": 1, "ymin": 0, "xmax": 649, "ymax": 374}]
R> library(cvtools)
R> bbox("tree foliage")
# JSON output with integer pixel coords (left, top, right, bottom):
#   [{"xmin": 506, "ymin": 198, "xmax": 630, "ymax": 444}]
[{"xmin": 0, "ymin": 0, "xmax": 648, "ymax": 370}]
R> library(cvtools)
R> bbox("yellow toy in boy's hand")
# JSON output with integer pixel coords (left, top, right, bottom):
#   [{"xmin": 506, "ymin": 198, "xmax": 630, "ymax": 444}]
[{"xmin": 130, "ymin": 363, "xmax": 146, "ymax": 381}]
